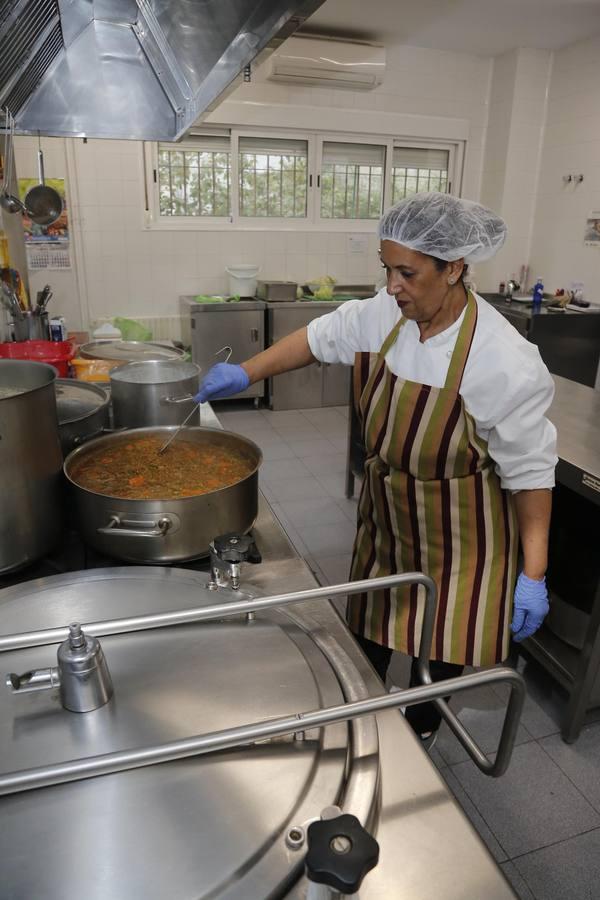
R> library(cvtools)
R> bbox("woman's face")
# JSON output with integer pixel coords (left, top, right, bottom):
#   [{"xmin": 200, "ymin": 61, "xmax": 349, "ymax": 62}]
[{"xmin": 379, "ymin": 240, "xmax": 460, "ymax": 321}]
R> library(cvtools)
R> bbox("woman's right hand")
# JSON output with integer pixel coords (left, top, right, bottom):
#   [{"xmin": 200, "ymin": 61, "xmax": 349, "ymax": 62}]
[{"xmin": 193, "ymin": 363, "xmax": 250, "ymax": 403}]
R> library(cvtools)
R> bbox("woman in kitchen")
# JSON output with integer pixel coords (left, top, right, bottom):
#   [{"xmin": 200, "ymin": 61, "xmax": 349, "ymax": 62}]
[{"xmin": 195, "ymin": 192, "xmax": 557, "ymax": 746}]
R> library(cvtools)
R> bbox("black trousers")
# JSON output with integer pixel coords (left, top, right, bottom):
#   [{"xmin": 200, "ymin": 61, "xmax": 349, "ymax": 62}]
[{"xmin": 354, "ymin": 633, "xmax": 464, "ymax": 735}]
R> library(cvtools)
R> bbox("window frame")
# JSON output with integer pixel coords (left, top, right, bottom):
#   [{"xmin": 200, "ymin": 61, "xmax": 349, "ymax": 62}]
[
  {"xmin": 389, "ymin": 138, "xmax": 459, "ymax": 204},
  {"xmin": 156, "ymin": 137, "xmax": 233, "ymax": 220},
  {"xmin": 233, "ymin": 128, "xmax": 316, "ymax": 227},
  {"xmin": 145, "ymin": 129, "xmax": 462, "ymax": 232},
  {"xmin": 147, "ymin": 136, "xmax": 233, "ymax": 228},
  {"xmin": 315, "ymin": 133, "xmax": 392, "ymax": 225}
]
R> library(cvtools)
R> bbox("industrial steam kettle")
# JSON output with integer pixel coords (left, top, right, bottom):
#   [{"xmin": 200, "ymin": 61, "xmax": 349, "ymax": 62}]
[{"xmin": 0, "ymin": 561, "xmax": 524, "ymax": 898}]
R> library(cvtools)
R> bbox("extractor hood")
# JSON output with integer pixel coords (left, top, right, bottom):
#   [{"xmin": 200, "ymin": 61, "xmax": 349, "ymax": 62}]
[{"xmin": 0, "ymin": 0, "xmax": 326, "ymax": 141}]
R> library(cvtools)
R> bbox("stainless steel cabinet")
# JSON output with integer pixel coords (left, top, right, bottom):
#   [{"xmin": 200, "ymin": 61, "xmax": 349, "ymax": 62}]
[
  {"xmin": 267, "ymin": 301, "xmax": 351, "ymax": 410},
  {"xmin": 322, "ymin": 361, "xmax": 351, "ymax": 406},
  {"xmin": 180, "ymin": 297, "xmax": 265, "ymax": 400},
  {"xmin": 482, "ymin": 293, "xmax": 600, "ymax": 387}
]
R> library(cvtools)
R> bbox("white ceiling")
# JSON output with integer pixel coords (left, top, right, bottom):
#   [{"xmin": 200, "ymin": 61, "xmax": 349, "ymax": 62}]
[{"xmin": 300, "ymin": 0, "xmax": 600, "ymax": 56}]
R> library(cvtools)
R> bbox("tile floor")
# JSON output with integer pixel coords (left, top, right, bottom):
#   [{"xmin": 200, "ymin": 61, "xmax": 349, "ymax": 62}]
[{"xmin": 218, "ymin": 402, "xmax": 600, "ymax": 900}]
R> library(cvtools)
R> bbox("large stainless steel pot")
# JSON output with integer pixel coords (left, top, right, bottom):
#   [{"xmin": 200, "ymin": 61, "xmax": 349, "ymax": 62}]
[
  {"xmin": 0, "ymin": 360, "xmax": 62, "ymax": 572},
  {"xmin": 110, "ymin": 360, "xmax": 201, "ymax": 428},
  {"xmin": 64, "ymin": 426, "xmax": 261, "ymax": 563},
  {"xmin": 55, "ymin": 379, "xmax": 110, "ymax": 456}
]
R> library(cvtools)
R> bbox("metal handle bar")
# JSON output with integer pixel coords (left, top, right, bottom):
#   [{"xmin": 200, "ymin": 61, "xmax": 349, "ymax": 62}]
[
  {"xmin": 0, "ymin": 666, "xmax": 523, "ymax": 797},
  {"xmin": 161, "ymin": 394, "xmax": 194, "ymax": 404},
  {"xmin": 0, "ymin": 573, "xmax": 525, "ymax": 782},
  {"xmin": 97, "ymin": 516, "xmax": 172, "ymax": 539},
  {"xmin": 0, "ymin": 575, "xmax": 426, "ymax": 652},
  {"xmin": 215, "ymin": 344, "xmax": 232, "ymax": 363}
]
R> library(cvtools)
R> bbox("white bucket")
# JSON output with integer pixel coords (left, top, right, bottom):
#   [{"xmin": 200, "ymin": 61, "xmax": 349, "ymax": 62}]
[{"xmin": 226, "ymin": 264, "xmax": 260, "ymax": 298}]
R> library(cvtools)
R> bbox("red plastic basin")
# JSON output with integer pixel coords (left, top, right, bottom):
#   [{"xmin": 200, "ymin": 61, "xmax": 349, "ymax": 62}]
[{"xmin": 0, "ymin": 340, "xmax": 77, "ymax": 377}]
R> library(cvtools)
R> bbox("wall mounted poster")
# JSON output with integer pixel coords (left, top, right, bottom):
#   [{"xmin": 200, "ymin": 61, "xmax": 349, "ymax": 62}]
[
  {"xmin": 584, "ymin": 209, "xmax": 600, "ymax": 246},
  {"xmin": 18, "ymin": 177, "xmax": 69, "ymax": 242}
]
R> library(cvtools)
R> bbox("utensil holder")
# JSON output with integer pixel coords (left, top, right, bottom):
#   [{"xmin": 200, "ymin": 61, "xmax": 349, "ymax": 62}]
[{"xmin": 13, "ymin": 311, "xmax": 50, "ymax": 341}]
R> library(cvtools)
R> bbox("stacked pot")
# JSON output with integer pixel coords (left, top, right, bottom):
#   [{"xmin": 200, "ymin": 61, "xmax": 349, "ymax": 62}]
[{"xmin": 0, "ymin": 360, "xmax": 63, "ymax": 572}]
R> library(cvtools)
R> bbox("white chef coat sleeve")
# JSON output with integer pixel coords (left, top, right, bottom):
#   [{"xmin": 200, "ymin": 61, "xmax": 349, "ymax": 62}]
[
  {"xmin": 306, "ymin": 296, "xmax": 383, "ymax": 364},
  {"xmin": 483, "ymin": 345, "xmax": 557, "ymax": 491}
]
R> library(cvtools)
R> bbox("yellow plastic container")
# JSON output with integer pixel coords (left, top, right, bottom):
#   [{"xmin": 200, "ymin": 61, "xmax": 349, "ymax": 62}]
[{"xmin": 71, "ymin": 357, "xmax": 120, "ymax": 382}]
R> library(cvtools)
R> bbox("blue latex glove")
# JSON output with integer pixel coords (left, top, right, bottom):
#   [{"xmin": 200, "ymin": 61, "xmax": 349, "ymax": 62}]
[
  {"xmin": 193, "ymin": 363, "xmax": 250, "ymax": 403},
  {"xmin": 510, "ymin": 572, "xmax": 549, "ymax": 642}
]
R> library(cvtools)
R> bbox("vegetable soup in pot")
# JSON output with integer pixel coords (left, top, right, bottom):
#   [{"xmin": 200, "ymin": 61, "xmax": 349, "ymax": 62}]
[{"xmin": 69, "ymin": 435, "xmax": 256, "ymax": 500}]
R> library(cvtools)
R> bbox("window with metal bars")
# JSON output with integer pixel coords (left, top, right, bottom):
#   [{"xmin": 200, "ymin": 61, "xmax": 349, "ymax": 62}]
[
  {"xmin": 238, "ymin": 137, "xmax": 308, "ymax": 218},
  {"xmin": 320, "ymin": 142, "xmax": 384, "ymax": 220},
  {"xmin": 391, "ymin": 147, "xmax": 449, "ymax": 204},
  {"xmin": 158, "ymin": 137, "xmax": 230, "ymax": 217},
  {"xmin": 152, "ymin": 134, "xmax": 459, "ymax": 226}
]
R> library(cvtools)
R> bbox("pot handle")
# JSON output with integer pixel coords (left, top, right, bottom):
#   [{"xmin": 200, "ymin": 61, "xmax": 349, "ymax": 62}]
[
  {"xmin": 98, "ymin": 515, "xmax": 172, "ymax": 538},
  {"xmin": 161, "ymin": 394, "xmax": 194, "ymax": 405}
]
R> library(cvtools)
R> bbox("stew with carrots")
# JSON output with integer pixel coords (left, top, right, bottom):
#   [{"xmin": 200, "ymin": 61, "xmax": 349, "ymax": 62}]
[{"xmin": 70, "ymin": 435, "xmax": 256, "ymax": 499}]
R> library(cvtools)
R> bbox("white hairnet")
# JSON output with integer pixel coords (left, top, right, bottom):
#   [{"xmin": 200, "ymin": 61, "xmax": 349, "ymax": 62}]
[{"xmin": 379, "ymin": 192, "xmax": 506, "ymax": 264}]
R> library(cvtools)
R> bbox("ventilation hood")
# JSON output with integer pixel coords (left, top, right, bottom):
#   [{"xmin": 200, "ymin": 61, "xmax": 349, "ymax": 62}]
[{"xmin": 0, "ymin": 0, "xmax": 326, "ymax": 141}]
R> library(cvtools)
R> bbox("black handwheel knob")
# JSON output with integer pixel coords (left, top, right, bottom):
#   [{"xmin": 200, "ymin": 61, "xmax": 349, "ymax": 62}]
[
  {"xmin": 305, "ymin": 813, "xmax": 379, "ymax": 893},
  {"xmin": 212, "ymin": 533, "xmax": 254, "ymax": 560}
]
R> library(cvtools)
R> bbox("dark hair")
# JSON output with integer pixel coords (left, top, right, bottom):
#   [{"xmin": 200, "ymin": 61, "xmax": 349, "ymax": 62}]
[{"xmin": 430, "ymin": 256, "xmax": 469, "ymax": 280}]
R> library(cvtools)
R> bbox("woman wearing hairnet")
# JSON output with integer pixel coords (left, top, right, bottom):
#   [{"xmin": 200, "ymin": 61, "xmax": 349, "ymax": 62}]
[{"xmin": 196, "ymin": 193, "xmax": 557, "ymax": 746}]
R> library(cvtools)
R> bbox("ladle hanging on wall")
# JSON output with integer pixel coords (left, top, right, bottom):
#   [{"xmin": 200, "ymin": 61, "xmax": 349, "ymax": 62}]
[{"xmin": 0, "ymin": 109, "xmax": 28, "ymax": 216}]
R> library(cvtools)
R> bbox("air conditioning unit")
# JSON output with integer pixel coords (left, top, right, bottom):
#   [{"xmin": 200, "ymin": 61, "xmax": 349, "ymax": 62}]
[{"xmin": 267, "ymin": 36, "xmax": 385, "ymax": 91}]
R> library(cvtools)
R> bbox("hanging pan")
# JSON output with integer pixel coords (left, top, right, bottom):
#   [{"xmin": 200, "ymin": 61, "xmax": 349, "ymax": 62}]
[{"xmin": 24, "ymin": 136, "xmax": 63, "ymax": 227}]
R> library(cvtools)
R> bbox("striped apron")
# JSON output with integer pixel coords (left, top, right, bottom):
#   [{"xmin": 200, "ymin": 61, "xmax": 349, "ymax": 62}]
[{"xmin": 348, "ymin": 293, "xmax": 518, "ymax": 667}]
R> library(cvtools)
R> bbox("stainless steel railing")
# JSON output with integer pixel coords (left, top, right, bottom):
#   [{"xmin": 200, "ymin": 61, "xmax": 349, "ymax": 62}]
[{"xmin": 0, "ymin": 573, "xmax": 525, "ymax": 796}]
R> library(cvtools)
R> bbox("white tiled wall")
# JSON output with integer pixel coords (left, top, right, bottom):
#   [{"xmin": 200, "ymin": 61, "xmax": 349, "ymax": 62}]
[
  {"xmin": 13, "ymin": 42, "xmax": 492, "ymax": 335},
  {"xmin": 478, "ymin": 49, "xmax": 552, "ymax": 292},
  {"xmin": 529, "ymin": 35, "xmax": 600, "ymax": 300},
  {"xmin": 210, "ymin": 43, "xmax": 492, "ymax": 202}
]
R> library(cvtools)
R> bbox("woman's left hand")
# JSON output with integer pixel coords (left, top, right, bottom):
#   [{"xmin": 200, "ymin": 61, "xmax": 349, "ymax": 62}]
[{"xmin": 510, "ymin": 572, "xmax": 549, "ymax": 642}]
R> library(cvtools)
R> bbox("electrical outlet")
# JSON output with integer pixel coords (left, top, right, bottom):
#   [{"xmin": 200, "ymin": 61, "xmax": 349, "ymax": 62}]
[{"xmin": 348, "ymin": 235, "xmax": 368, "ymax": 253}]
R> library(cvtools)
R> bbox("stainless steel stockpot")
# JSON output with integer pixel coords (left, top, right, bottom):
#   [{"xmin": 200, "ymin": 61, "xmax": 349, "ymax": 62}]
[
  {"xmin": 55, "ymin": 379, "xmax": 110, "ymax": 456},
  {"xmin": 63, "ymin": 426, "xmax": 261, "ymax": 563},
  {"xmin": 110, "ymin": 360, "xmax": 201, "ymax": 429},
  {"xmin": 0, "ymin": 360, "xmax": 62, "ymax": 572}
]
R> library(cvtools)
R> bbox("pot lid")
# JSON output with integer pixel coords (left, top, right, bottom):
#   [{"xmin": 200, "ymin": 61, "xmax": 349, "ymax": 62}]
[
  {"xmin": 55, "ymin": 379, "xmax": 109, "ymax": 424},
  {"xmin": 79, "ymin": 341, "xmax": 186, "ymax": 362},
  {"xmin": 110, "ymin": 359, "xmax": 200, "ymax": 384},
  {"xmin": 0, "ymin": 568, "xmax": 355, "ymax": 899}
]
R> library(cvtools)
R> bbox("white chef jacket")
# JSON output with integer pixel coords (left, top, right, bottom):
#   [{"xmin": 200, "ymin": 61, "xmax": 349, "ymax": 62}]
[{"xmin": 307, "ymin": 289, "xmax": 557, "ymax": 491}]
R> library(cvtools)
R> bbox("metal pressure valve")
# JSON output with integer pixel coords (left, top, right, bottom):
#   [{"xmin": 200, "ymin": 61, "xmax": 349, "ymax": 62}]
[
  {"xmin": 6, "ymin": 623, "xmax": 114, "ymax": 713},
  {"xmin": 208, "ymin": 532, "xmax": 262, "ymax": 590}
]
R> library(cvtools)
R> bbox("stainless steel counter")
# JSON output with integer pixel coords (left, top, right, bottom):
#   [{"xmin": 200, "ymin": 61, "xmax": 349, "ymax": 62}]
[
  {"xmin": 549, "ymin": 374, "xmax": 600, "ymax": 505},
  {"xmin": 482, "ymin": 294, "xmax": 600, "ymax": 388},
  {"xmin": 521, "ymin": 375, "xmax": 600, "ymax": 742}
]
